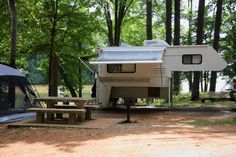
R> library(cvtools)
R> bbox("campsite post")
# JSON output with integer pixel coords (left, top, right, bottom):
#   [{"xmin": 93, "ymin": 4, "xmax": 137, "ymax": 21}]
[{"xmin": 124, "ymin": 97, "xmax": 133, "ymax": 123}]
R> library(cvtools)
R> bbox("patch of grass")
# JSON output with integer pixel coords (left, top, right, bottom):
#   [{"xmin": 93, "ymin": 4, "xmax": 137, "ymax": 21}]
[
  {"xmin": 189, "ymin": 117, "xmax": 236, "ymax": 127},
  {"xmin": 34, "ymin": 84, "xmax": 48, "ymax": 97},
  {"xmin": 147, "ymin": 92, "xmax": 236, "ymax": 107},
  {"xmin": 34, "ymin": 84, "xmax": 92, "ymax": 98},
  {"xmin": 171, "ymin": 92, "xmax": 236, "ymax": 107}
]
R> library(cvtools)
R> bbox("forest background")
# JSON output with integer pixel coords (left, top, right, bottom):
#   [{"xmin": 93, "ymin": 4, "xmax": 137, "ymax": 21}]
[{"xmin": 0, "ymin": 0, "xmax": 236, "ymax": 100}]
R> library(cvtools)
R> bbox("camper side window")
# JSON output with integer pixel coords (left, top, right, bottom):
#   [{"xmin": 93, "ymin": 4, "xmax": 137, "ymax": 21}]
[
  {"xmin": 182, "ymin": 54, "xmax": 202, "ymax": 64},
  {"xmin": 107, "ymin": 64, "xmax": 136, "ymax": 73}
]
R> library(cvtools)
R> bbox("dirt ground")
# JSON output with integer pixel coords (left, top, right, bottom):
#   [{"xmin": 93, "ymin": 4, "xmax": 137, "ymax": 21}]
[{"xmin": 1, "ymin": 109, "xmax": 236, "ymax": 157}]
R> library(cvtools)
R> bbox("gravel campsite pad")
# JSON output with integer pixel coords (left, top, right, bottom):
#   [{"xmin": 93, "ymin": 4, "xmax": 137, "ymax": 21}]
[{"xmin": 1, "ymin": 110, "xmax": 236, "ymax": 157}]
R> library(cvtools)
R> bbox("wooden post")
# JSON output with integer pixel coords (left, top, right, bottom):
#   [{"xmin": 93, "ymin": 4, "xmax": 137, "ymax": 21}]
[
  {"xmin": 36, "ymin": 112, "xmax": 45, "ymax": 123},
  {"xmin": 46, "ymin": 102, "xmax": 55, "ymax": 121},
  {"xmin": 126, "ymin": 104, "xmax": 130, "ymax": 122},
  {"xmin": 68, "ymin": 113, "xmax": 76, "ymax": 124},
  {"xmin": 85, "ymin": 108, "xmax": 92, "ymax": 120},
  {"xmin": 124, "ymin": 97, "xmax": 133, "ymax": 123}
]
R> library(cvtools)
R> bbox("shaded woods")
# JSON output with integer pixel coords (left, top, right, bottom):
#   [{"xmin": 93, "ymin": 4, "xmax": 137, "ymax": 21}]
[{"xmin": 0, "ymin": 0, "xmax": 235, "ymax": 98}]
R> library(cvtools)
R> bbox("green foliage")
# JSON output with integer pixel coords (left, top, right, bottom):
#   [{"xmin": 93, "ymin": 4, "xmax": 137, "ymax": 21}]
[
  {"xmin": 0, "ymin": 0, "xmax": 236, "ymax": 94},
  {"xmin": 0, "ymin": 0, "xmax": 11, "ymax": 63},
  {"xmin": 217, "ymin": 1, "xmax": 236, "ymax": 79}
]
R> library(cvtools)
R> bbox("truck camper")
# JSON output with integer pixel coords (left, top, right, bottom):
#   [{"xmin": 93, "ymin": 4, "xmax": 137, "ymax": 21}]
[{"xmin": 90, "ymin": 40, "xmax": 227, "ymax": 108}]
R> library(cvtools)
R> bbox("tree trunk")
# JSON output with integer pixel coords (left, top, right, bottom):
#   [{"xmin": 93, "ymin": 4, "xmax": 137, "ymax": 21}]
[
  {"xmin": 114, "ymin": 19, "xmax": 122, "ymax": 46},
  {"xmin": 210, "ymin": 0, "xmax": 223, "ymax": 92},
  {"xmin": 146, "ymin": 0, "xmax": 152, "ymax": 40},
  {"xmin": 49, "ymin": 0, "xmax": 59, "ymax": 96},
  {"xmin": 105, "ymin": 7, "xmax": 113, "ymax": 46},
  {"xmin": 8, "ymin": 0, "xmax": 17, "ymax": 108},
  {"xmin": 173, "ymin": 0, "xmax": 181, "ymax": 95},
  {"xmin": 165, "ymin": 0, "xmax": 172, "ymax": 45},
  {"xmin": 192, "ymin": 72, "xmax": 201, "ymax": 100},
  {"xmin": 79, "ymin": 64, "xmax": 82, "ymax": 97},
  {"xmin": 204, "ymin": 71, "xmax": 208, "ymax": 92},
  {"xmin": 186, "ymin": 0, "xmax": 193, "ymax": 92},
  {"xmin": 200, "ymin": 72, "xmax": 203, "ymax": 92},
  {"xmin": 188, "ymin": 74, "xmax": 193, "ymax": 92},
  {"xmin": 8, "ymin": 0, "xmax": 17, "ymax": 67},
  {"xmin": 191, "ymin": 0, "xmax": 205, "ymax": 100},
  {"xmin": 102, "ymin": 0, "xmax": 133, "ymax": 47},
  {"xmin": 114, "ymin": 0, "xmax": 126, "ymax": 46},
  {"xmin": 187, "ymin": 0, "xmax": 193, "ymax": 45}
]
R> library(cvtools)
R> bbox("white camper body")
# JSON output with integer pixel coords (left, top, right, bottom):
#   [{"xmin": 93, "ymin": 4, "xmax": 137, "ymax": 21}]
[{"xmin": 90, "ymin": 40, "xmax": 227, "ymax": 108}]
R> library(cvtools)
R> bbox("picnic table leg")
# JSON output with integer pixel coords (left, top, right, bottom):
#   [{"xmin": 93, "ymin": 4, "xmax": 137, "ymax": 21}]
[
  {"xmin": 46, "ymin": 102, "xmax": 55, "ymax": 121},
  {"xmin": 56, "ymin": 113, "xmax": 63, "ymax": 119},
  {"xmin": 47, "ymin": 113, "xmax": 54, "ymax": 121},
  {"xmin": 36, "ymin": 112, "xmax": 45, "ymax": 123},
  {"xmin": 77, "ymin": 113, "xmax": 85, "ymax": 122},
  {"xmin": 68, "ymin": 113, "xmax": 76, "ymax": 124},
  {"xmin": 85, "ymin": 108, "xmax": 92, "ymax": 120}
]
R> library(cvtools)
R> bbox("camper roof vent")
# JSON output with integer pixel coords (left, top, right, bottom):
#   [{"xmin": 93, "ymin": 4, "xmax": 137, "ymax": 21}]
[{"xmin": 144, "ymin": 40, "xmax": 170, "ymax": 47}]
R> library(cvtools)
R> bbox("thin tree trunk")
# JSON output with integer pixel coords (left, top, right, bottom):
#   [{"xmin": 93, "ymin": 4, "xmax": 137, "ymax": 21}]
[
  {"xmin": 200, "ymin": 72, "xmax": 203, "ymax": 92},
  {"xmin": 192, "ymin": 0, "xmax": 205, "ymax": 100},
  {"xmin": 79, "ymin": 65, "xmax": 82, "ymax": 97},
  {"xmin": 204, "ymin": 71, "xmax": 208, "ymax": 92},
  {"xmin": 101, "ymin": 0, "xmax": 133, "ymax": 46},
  {"xmin": 114, "ymin": 0, "xmax": 126, "ymax": 46},
  {"xmin": 8, "ymin": 0, "xmax": 17, "ymax": 108},
  {"xmin": 49, "ymin": 0, "xmax": 59, "ymax": 96},
  {"xmin": 165, "ymin": 0, "xmax": 172, "ymax": 45},
  {"xmin": 114, "ymin": 19, "xmax": 122, "ymax": 46},
  {"xmin": 173, "ymin": 0, "xmax": 181, "ymax": 95},
  {"xmin": 106, "ymin": 9, "xmax": 113, "ymax": 46},
  {"xmin": 8, "ymin": 0, "xmax": 17, "ymax": 67},
  {"xmin": 189, "ymin": 74, "xmax": 193, "ymax": 92},
  {"xmin": 187, "ymin": 0, "xmax": 193, "ymax": 92},
  {"xmin": 187, "ymin": 0, "xmax": 192, "ymax": 45},
  {"xmin": 210, "ymin": 0, "xmax": 223, "ymax": 92},
  {"xmin": 146, "ymin": 0, "xmax": 152, "ymax": 40}
]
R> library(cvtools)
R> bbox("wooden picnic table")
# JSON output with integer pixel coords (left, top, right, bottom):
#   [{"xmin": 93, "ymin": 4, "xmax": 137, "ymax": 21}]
[
  {"xmin": 30, "ymin": 97, "xmax": 97, "ymax": 124},
  {"xmin": 34, "ymin": 97, "xmax": 93, "ymax": 108}
]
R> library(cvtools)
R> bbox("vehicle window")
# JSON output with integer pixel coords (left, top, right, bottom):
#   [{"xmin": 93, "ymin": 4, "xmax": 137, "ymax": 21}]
[
  {"xmin": 107, "ymin": 64, "xmax": 136, "ymax": 73},
  {"xmin": 182, "ymin": 54, "xmax": 202, "ymax": 64}
]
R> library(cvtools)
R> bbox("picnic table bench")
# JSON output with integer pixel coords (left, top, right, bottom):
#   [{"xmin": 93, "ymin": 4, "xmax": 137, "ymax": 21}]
[
  {"xmin": 54, "ymin": 104, "xmax": 99, "ymax": 120},
  {"xmin": 84, "ymin": 105, "xmax": 99, "ymax": 120},
  {"xmin": 27, "ymin": 108, "xmax": 86, "ymax": 124}
]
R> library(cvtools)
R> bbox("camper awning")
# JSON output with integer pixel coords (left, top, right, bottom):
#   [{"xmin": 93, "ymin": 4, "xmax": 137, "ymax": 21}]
[
  {"xmin": 0, "ymin": 64, "xmax": 25, "ymax": 77},
  {"xmin": 90, "ymin": 48, "xmax": 164, "ymax": 64}
]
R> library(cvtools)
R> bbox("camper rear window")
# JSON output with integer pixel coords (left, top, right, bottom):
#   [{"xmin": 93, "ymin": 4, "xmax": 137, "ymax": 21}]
[
  {"xmin": 107, "ymin": 64, "xmax": 136, "ymax": 73},
  {"xmin": 182, "ymin": 54, "xmax": 202, "ymax": 64}
]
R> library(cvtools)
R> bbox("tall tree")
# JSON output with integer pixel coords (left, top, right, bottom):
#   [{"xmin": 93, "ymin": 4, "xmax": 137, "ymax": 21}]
[
  {"xmin": 192, "ymin": 0, "xmax": 205, "ymax": 100},
  {"xmin": 209, "ymin": 0, "xmax": 223, "ymax": 92},
  {"xmin": 100, "ymin": 0, "xmax": 133, "ymax": 46},
  {"xmin": 173, "ymin": 0, "xmax": 180, "ymax": 94},
  {"xmin": 222, "ymin": 1, "xmax": 236, "ymax": 79},
  {"xmin": 48, "ymin": 0, "xmax": 59, "ymax": 96},
  {"xmin": 146, "ymin": 0, "xmax": 152, "ymax": 40},
  {"xmin": 186, "ymin": 0, "xmax": 193, "ymax": 92},
  {"xmin": 8, "ymin": 0, "xmax": 16, "ymax": 67},
  {"xmin": 7, "ymin": 0, "xmax": 17, "ymax": 108},
  {"xmin": 165, "ymin": 0, "xmax": 172, "ymax": 45}
]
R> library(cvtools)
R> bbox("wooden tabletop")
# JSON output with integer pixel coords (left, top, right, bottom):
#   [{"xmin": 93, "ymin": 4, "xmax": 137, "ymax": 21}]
[{"xmin": 34, "ymin": 97, "xmax": 95, "ymax": 102}]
